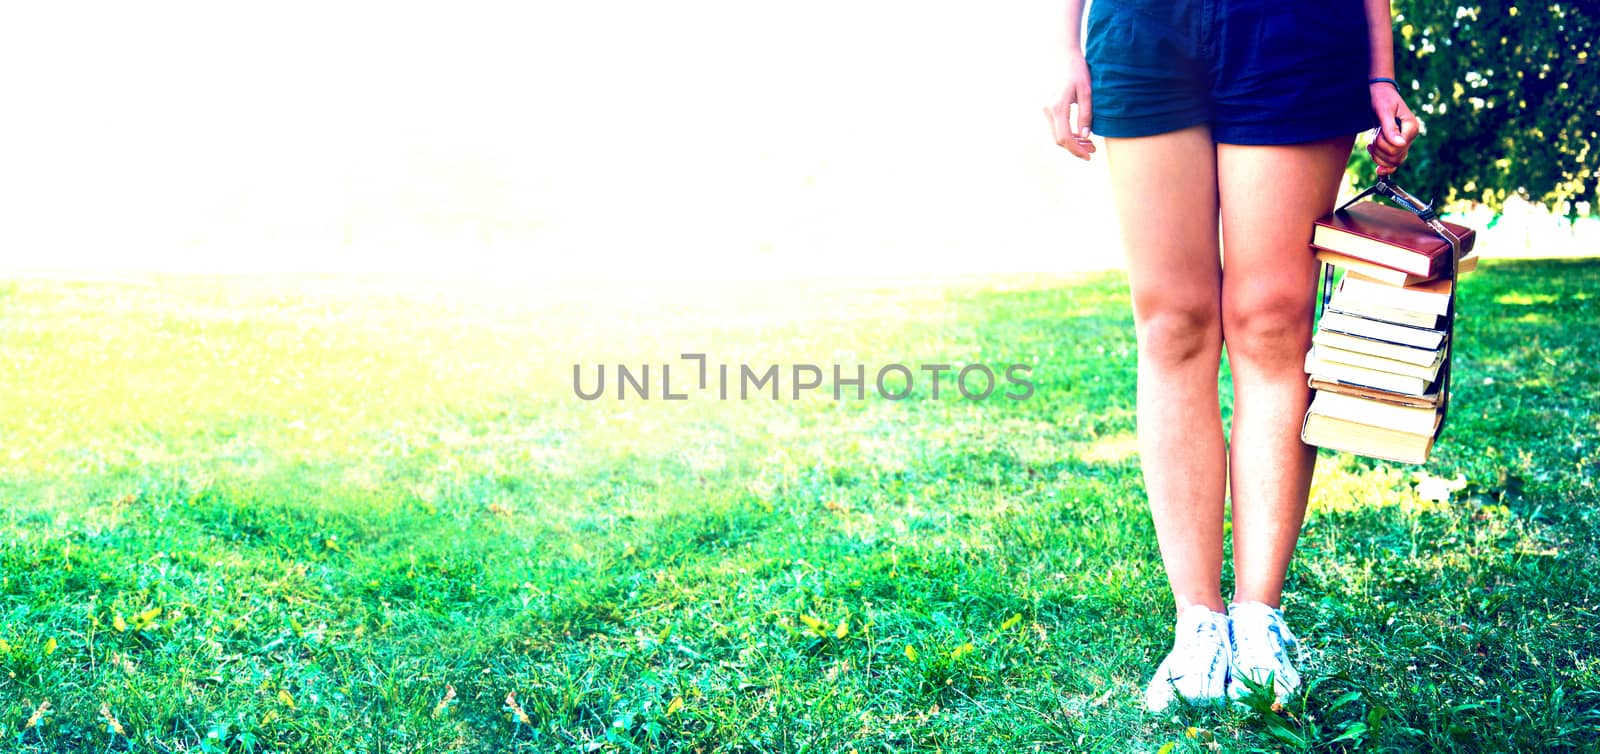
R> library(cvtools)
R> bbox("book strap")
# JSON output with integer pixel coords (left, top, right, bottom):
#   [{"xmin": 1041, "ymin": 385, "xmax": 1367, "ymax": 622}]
[{"xmin": 1317, "ymin": 175, "xmax": 1461, "ymax": 441}]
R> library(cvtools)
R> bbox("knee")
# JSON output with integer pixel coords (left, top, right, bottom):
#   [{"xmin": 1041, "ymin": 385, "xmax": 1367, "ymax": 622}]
[
  {"xmin": 1223, "ymin": 295, "xmax": 1313, "ymax": 363},
  {"xmin": 1135, "ymin": 303, "xmax": 1221, "ymax": 367}
]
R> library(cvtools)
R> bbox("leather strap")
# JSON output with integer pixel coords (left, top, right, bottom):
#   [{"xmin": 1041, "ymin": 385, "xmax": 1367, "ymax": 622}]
[{"xmin": 1315, "ymin": 175, "xmax": 1461, "ymax": 440}]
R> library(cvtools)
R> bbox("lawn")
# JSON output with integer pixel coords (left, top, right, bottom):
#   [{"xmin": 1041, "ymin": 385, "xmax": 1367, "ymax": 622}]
[{"xmin": 1, "ymin": 262, "xmax": 1596, "ymax": 753}]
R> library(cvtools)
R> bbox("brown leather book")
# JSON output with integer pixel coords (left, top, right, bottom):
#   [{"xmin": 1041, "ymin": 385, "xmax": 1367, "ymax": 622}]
[{"xmin": 1312, "ymin": 202, "xmax": 1478, "ymax": 279}]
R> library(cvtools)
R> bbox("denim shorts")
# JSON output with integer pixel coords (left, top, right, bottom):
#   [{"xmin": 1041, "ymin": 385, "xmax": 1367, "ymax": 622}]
[{"xmin": 1084, "ymin": 0, "xmax": 1379, "ymax": 144}]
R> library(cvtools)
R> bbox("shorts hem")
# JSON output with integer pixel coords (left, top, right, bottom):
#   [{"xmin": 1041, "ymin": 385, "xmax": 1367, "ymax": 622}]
[
  {"xmin": 1212, "ymin": 115, "xmax": 1379, "ymax": 146},
  {"xmin": 1091, "ymin": 112, "xmax": 1211, "ymax": 139}
]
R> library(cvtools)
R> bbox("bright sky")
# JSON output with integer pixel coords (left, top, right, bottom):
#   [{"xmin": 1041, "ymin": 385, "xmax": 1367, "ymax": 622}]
[
  {"xmin": 4, "ymin": 3, "xmax": 1589, "ymax": 280},
  {"xmin": 0, "ymin": 1, "xmax": 1124, "ymax": 278}
]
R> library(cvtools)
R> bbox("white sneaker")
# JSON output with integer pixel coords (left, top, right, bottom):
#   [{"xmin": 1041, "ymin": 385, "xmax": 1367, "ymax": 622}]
[
  {"xmin": 1227, "ymin": 601, "xmax": 1302, "ymax": 704},
  {"xmin": 1144, "ymin": 604, "xmax": 1232, "ymax": 713}
]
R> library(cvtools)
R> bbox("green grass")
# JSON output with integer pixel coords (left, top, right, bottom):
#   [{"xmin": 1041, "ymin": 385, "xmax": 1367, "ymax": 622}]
[{"xmin": 1, "ymin": 263, "xmax": 1597, "ymax": 753}]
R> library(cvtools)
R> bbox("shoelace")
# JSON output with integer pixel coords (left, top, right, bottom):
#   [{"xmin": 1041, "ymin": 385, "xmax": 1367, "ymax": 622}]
[
  {"xmin": 1235, "ymin": 610, "xmax": 1296, "ymax": 668},
  {"xmin": 1177, "ymin": 614, "xmax": 1228, "ymax": 676}
]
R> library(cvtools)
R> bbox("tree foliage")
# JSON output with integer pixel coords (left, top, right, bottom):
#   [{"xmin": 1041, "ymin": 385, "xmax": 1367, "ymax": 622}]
[{"xmin": 1354, "ymin": 1, "xmax": 1597, "ymax": 214}]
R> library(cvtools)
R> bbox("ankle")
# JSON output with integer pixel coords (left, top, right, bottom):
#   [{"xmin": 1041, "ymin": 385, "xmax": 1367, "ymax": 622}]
[
  {"xmin": 1229, "ymin": 594, "xmax": 1283, "ymax": 611},
  {"xmin": 1174, "ymin": 594, "xmax": 1228, "ymax": 616}
]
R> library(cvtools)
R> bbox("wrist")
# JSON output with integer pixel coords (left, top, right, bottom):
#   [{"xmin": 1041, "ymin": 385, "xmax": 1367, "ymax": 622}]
[{"xmin": 1368, "ymin": 76, "xmax": 1401, "ymax": 93}]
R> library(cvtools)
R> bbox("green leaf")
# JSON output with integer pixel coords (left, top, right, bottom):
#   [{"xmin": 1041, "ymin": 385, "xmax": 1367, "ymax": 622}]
[
  {"xmin": 1329, "ymin": 722, "xmax": 1369, "ymax": 745},
  {"xmin": 1263, "ymin": 715, "xmax": 1307, "ymax": 748},
  {"xmin": 1328, "ymin": 690, "xmax": 1364, "ymax": 711}
]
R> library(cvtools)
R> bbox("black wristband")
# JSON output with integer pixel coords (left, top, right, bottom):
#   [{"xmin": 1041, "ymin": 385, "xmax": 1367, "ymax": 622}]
[{"xmin": 1368, "ymin": 76, "xmax": 1401, "ymax": 91}]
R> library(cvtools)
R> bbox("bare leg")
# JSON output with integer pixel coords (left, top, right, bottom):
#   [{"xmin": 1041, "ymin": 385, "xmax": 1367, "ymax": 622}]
[
  {"xmin": 1103, "ymin": 126, "xmax": 1227, "ymax": 616},
  {"xmin": 1216, "ymin": 135, "xmax": 1355, "ymax": 608}
]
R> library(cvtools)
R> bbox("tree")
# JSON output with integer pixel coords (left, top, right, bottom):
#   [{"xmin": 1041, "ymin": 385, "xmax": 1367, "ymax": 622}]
[{"xmin": 1350, "ymin": 1, "xmax": 1597, "ymax": 215}]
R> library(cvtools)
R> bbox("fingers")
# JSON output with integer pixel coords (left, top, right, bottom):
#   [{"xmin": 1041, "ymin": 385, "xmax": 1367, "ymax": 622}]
[
  {"xmin": 1369, "ymin": 129, "xmax": 1403, "ymax": 175},
  {"xmin": 1378, "ymin": 105, "xmax": 1403, "ymax": 149},
  {"xmin": 1369, "ymin": 137, "xmax": 1406, "ymax": 174},
  {"xmin": 1067, "ymin": 100, "xmax": 1097, "ymax": 158},
  {"xmin": 1045, "ymin": 87, "xmax": 1097, "ymax": 160},
  {"xmin": 1043, "ymin": 105, "xmax": 1083, "ymax": 160},
  {"xmin": 1369, "ymin": 140, "xmax": 1398, "ymax": 175},
  {"xmin": 1073, "ymin": 86, "xmax": 1093, "ymax": 140},
  {"xmin": 1368, "ymin": 97, "xmax": 1419, "ymax": 175},
  {"xmin": 1394, "ymin": 104, "xmax": 1420, "ymax": 147}
]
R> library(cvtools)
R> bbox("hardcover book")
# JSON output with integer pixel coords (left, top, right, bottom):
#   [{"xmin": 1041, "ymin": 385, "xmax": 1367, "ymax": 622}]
[
  {"xmin": 1311, "ymin": 329, "xmax": 1444, "ymax": 368},
  {"xmin": 1312, "ymin": 202, "xmax": 1477, "ymax": 278},
  {"xmin": 1307, "ymin": 377, "xmax": 1442, "ymax": 409},
  {"xmin": 1301, "ymin": 409, "xmax": 1443, "ymax": 465},
  {"xmin": 1336, "ymin": 271, "xmax": 1454, "ymax": 316},
  {"xmin": 1308, "ymin": 390, "xmax": 1442, "ymax": 437},
  {"xmin": 1303, "ymin": 349, "xmax": 1439, "ymax": 397},
  {"xmin": 1326, "ymin": 300, "xmax": 1443, "ymax": 330},
  {"xmin": 1309, "ymin": 343, "xmax": 1448, "ymax": 383},
  {"xmin": 1316, "ymin": 311, "xmax": 1447, "ymax": 350},
  {"xmin": 1316, "ymin": 248, "xmax": 1479, "ymax": 286}
]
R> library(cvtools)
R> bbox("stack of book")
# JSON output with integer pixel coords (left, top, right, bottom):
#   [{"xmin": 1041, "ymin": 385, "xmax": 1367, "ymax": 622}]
[{"xmin": 1301, "ymin": 202, "xmax": 1478, "ymax": 464}]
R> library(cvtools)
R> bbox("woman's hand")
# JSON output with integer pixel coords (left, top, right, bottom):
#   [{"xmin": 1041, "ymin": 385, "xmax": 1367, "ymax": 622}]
[
  {"xmin": 1045, "ymin": 54, "xmax": 1096, "ymax": 160},
  {"xmin": 1367, "ymin": 81, "xmax": 1419, "ymax": 176}
]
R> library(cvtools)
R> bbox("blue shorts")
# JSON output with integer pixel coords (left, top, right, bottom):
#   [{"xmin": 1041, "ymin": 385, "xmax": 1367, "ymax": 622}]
[{"xmin": 1084, "ymin": 0, "xmax": 1379, "ymax": 144}]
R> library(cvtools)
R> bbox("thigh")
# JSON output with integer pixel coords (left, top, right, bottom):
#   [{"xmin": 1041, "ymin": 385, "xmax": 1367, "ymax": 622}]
[
  {"xmin": 1216, "ymin": 135, "xmax": 1354, "ymax": 323},
  {"xmin": 1104, "ymin": 126, "xmax": 1223, "ymax": 321}
]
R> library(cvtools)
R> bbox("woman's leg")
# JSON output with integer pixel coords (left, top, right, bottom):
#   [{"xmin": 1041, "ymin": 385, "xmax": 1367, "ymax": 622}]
[
  {"xmin": 1103, "ymin": 125, "xmax": 1228, "ymax": 616},
  {"xmin": 1214, "ymin": 135, "xmax": 1355, "ymax": 608}
]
